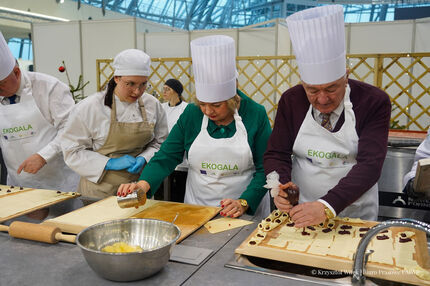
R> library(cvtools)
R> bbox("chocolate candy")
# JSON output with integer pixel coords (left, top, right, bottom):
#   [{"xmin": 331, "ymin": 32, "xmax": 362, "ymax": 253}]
[{"xmin": 338, "ymin": 230, "xmax": 351, "ymax": 235}]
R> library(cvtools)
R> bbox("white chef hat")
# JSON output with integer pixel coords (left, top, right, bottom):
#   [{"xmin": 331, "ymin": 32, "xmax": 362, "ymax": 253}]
[
  {"xmin": 0, "ymin": 31, "xmax": 15, "ymax": 81},
  {"xmin": 286, "ymin": 5, "xmax": 346, "ymax": 85},
  {"xmin": 113, "ymin": 49, "xmax": 151, "ymax": 77},
  {"xmin": 191, "ymin": 35, "xmax": 236, "ymax": 103}
]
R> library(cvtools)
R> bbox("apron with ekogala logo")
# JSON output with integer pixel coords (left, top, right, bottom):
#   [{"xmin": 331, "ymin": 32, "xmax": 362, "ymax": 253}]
[{"xmin": 291, "ymin": 85, "xmax": 378, "ymax": 220}]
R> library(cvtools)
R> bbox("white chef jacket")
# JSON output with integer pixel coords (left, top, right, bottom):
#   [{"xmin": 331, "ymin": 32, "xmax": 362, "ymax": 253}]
[
  {"xmin": 1, "ymin": 70, "xmax": 75, "ymax": 162},
  {"xmin": 403, "ymin": 128, "xmax": 430, "ymax": 187},
  {"xmin": 61, "ymin": 92, "xmax": 168, "ymax": 183},
  {"xmin": 162, "ymin": 101, "xmax": 189, "ymax": 171},
  {"xmin": 161, "ymin": 101, "xmax": 188, "ymax": 132}
]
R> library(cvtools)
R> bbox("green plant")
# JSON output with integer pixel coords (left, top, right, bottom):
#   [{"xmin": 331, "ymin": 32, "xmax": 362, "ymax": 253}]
[
  {"xmin": 58, "ymin": 61, "xmax": 89, "ymax": 103},
  {"xmin": 390, "ymin": 105, "xmax": 406, "ymax": 130}
]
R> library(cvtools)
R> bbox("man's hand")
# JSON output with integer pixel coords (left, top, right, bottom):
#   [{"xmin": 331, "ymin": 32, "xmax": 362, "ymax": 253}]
[
  {"xmin": 289, "ymin": 201, "xmax": 326, "ymax": 228},
  {"xmin": 17, "ymin": 154, "xmax": 47, "ymax": 174},
  {"xmin": 274, "ymin": 181, "xmax": 299, "ymax": 212}
]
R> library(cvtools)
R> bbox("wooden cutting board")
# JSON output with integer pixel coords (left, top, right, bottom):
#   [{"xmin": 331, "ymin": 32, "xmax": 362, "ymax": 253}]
[
  {"xmin": 0, "ymin": 184, "xmax": 80, "ymax": 223},
  {"xmin": 132, "ymin": 201, "xmax": 221, "ymax": 242},
  {"xmin": 42, "ymin": 196, "xmax": 221, "ymax": 243},
  {"xmin": 236, "ymin": 219, "xmax": 430, "ymax": 285}
]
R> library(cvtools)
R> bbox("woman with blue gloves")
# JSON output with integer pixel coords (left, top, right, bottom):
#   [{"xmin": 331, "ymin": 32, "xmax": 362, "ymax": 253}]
[{"xmin": 61, "ymin": 49, "xmax": 168, "ymax": 199}]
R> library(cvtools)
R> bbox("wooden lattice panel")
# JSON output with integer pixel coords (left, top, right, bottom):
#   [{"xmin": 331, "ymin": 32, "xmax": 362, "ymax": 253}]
[{"xmin": 97, "ymin": 52, "xmax": 430, "ymax": 131}]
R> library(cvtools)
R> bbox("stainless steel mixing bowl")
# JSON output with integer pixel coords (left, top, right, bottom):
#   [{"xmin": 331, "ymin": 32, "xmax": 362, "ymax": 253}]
[{"xmin": 76, "ymin": 218, "xmax": 181, "ymax": 281}]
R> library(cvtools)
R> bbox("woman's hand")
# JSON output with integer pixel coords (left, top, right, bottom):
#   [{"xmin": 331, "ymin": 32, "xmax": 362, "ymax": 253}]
[
  {"xmin": 117, "ymin": 180, "xmax": 150, "ymax": 197},
  {"xmin": 220, "ymin": 198, "xmax": 247, "ymax": 218}
]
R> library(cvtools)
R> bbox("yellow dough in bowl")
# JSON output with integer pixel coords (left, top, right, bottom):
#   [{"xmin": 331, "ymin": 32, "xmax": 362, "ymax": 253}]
[{"xmin": 101, "ymin": 242, "xmax": 143, "ymax": 253}]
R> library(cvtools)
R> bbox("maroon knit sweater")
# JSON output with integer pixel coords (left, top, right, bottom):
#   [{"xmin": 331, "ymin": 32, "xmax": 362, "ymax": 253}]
[{"xmin": 264, "ymin": 79, "xmax": 391, "ymax": 214}]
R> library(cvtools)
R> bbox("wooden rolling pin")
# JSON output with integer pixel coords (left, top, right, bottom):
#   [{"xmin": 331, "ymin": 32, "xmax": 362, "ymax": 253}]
[{"xmin": 0, "ymin": 221, "xmax": 76, "ymax": 244}]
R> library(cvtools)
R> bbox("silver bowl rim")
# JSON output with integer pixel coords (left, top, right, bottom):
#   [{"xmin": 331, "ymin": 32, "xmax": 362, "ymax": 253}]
[{"xmin": 76, "ymin": 218, "xmax": 181, "ymax": 256}]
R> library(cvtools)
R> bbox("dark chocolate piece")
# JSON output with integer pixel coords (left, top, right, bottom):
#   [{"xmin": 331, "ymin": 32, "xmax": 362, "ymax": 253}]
[
  {"xmin": 322, "ymin": 228, "xmax": 332, "ymax": 233},
  {"xmin": 338, "ymin": 230, "xmax": 351, "ymax": 235},
  {"xmin": 301, "ymin": 231, "xmax": 310, "ymax": 236},
  {"xmin": 286, "ymin": 223, "xmax": 295, "ymax": 227},
  {"xmin": 359, "ymin": 227, "xmax": 370, "ymax": 232},
  {"xmin": 249, "ymin": 240, "xmax": 257, "ymax": 245},
  {"xmin": 399, "ymin": 237, "xmax": 412, "ymax": 243},
  {"xmin": 376, "ymin": 235, "xmax": 389, "ymax": 240},
  {"xmin": 340, "ymin": 225, "xmax": 352, "ymax": 229},
  {"xmin": 7, "ymin": 190, "xmax": 11, "ymax": 193},
  {"xmin": 307, "ymin": 226, "xmax": 316, "ymax": 231}
]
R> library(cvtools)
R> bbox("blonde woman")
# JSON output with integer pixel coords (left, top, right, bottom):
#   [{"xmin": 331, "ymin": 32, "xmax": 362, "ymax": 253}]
[{"xmin": 118, "ymin": 35, "xmax": 271, "ymax": 218}]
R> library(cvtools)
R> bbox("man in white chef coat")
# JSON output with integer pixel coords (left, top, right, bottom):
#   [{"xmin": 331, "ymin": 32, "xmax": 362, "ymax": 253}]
[{"xmin": 0, "ymin": 32, "xmax": 79, "ymax": 218}]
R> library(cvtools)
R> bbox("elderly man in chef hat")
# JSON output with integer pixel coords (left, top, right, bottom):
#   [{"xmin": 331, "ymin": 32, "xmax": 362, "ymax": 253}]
[
  {"xmin": 118, "ymin": 35, "xmax": 272, "ymax": 218},
  {"xmin": 0, "ymin": 32, "xmax": 79, "ymax": 206},
  {"xmin": 264, "ymin": 5, "xmax": 391, "ymax": 226}
]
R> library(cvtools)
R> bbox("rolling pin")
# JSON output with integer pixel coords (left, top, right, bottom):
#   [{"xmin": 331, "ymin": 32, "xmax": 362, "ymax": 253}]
[{"xmin": 0, "ymin": 221, "xmax": 76, "ymax": 244}]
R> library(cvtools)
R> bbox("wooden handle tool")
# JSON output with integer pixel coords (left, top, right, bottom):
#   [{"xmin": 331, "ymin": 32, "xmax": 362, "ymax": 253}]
[{"xmin": 0, "ymin": 221, "xmax": 76, "ymax": 244}]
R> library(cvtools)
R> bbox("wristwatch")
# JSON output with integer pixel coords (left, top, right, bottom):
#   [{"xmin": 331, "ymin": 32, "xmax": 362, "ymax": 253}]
[
  {"xmin": 239, "ymin": 199, "xmax": 248, "ymax": 209},
  {"xmin": 324, "ymin": 206, "xmax": 334, "ymax": 219}
]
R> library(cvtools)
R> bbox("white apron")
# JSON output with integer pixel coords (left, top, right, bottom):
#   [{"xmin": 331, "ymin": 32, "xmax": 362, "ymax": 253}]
[
  {"xmin": 0, "ymin": 74, "xmax": 79, "ymax": 192},
  {"xmin": 291, "ymin": 85, "xmax": 378, "ymax": 220},
  {"xmin": 185, "ymin": 111, "xmax": 270, "ymax": 218}
]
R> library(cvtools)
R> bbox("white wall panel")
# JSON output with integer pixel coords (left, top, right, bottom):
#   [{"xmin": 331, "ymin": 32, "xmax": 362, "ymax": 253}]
[
  {"xmin": 136, "ymin": 32, "xmax": 145, "ymax": 51},
  {"xmin": 146, "ymin": 32, "xmax": 189, "ymax": 57},
  {"xmin": 32, "ymin": 21, "xmax": 81, "ymax": 91},
  {"xmin": 238, "ymin": 28, "xmax": 275, "ymax": 56},
  {"xmin": 277, "ymin": 23, "xmax": 290, "ymax": 56},
  {"xmin": 81, "ymin": 19, "xmax": 136, "ymax": 94},
  {"xmin": 415, "ymin": 19, "xmax": 430, "ymax": 52},
  {"xmin": 350, "ymin": 21, "xmax": 413, "ymax": 53}
]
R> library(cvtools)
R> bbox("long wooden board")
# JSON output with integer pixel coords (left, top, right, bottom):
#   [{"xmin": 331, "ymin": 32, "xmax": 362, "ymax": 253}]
[
  {"xmin": 0, "ymin": 184, "xmax": 80, "ymax": 223},
  {"xmin": 236, "ymin": 218, "xmax": 430, "ymax": 285},
  {"xmin": 42, "ymin": 196, "xmax": 221, "ymax": 243}
]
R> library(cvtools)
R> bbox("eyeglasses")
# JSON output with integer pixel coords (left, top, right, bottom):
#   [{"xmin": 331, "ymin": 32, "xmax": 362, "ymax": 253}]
[{"xmin": 163, "ymin": 86, "xmax": 172, "ymax": 92}]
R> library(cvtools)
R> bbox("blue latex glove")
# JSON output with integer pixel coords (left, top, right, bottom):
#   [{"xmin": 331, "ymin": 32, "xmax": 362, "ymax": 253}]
[
  {"xmin": 127, "ymin": 156, "xmax": 146, "ymax": 174},
  {"xmin": 105, "ymin": 155, "xmax": 136, "ymax": 171}
]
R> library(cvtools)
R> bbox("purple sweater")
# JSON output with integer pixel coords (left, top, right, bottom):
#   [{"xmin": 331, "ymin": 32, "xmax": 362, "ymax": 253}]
[{"xmin": 264, "ymin": 79, "xmax": 391, "ymax": 214}]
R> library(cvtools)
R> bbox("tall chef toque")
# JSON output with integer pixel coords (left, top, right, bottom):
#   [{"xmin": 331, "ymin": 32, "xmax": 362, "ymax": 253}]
[
  {"xmin": 0, "ymin": 31, "xmax": 15, "ymax": 81},
  {"xmin": 191, "ymin": 35, "xmax": 236, "ymax": 103},
  {"xmin": 286, "ymin": 5, "xmax": 346, "ymax": 85},
  {"xmin": 113, "ymin": 49, "xmax": 151, "ymax": 76}
]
